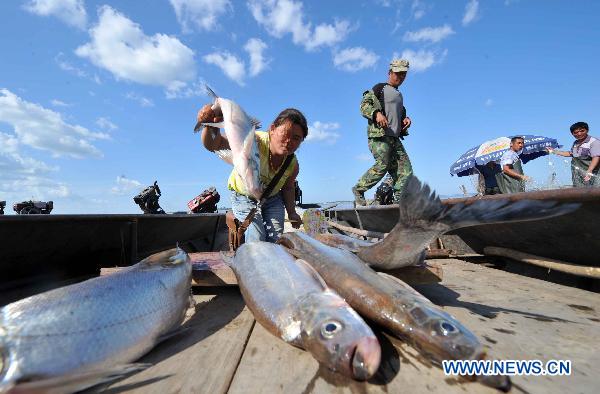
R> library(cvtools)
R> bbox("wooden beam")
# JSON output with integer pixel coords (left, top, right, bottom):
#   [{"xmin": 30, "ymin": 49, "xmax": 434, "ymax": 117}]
[
  {"xmin": 326, "ymin": 220, "xmax": 387, "ymax": 239},
  {"xmin": 483, "ymin": 246, "xmax": 600, "ymax": 279}
]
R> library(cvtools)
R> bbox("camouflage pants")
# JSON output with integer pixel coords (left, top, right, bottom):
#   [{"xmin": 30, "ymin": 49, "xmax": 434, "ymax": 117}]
[{"xmin": 355, "ymin": 136, "xmax": 413, "ymax": 197}]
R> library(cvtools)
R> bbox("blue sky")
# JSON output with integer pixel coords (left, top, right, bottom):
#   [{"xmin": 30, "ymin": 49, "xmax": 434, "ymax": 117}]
[{"xmin": 1, "ymin": 0, "xmax": 599, "ymax": 214}]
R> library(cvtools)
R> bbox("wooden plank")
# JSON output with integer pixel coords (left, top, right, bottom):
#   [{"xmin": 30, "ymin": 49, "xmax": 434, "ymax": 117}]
[
  {"xmin": 96, "ymin": 288, "xmax": 254, "ymax": 394},
  {"xmin": 189, "ymin": 252, "xmax": 237, "ymax": 286}
]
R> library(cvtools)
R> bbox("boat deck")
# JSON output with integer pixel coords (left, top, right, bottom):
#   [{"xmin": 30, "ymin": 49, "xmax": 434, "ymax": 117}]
[{"xmin": 96, "ymin": 258, "xmax": 599, "ymax": 394}]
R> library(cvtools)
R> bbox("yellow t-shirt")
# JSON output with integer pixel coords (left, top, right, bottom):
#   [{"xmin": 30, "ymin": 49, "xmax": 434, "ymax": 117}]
[{"xmin": 228, "ymin": 131, "xmax": 298, "ymax": 198}]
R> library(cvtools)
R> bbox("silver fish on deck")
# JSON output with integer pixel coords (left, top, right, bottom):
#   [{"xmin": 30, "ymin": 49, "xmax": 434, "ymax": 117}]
[
  {"xmin": 0, "ymin": 248, "xmax": 192, "ymax": 394},
  {"xmin": 230, "ymin": 242, "xmax": 381, "ymax": 380},
  {"xmin": 354, "ymin": 176, "xmax": 579, "ymax": 269},
  {"xmin": 196, "ymin": 86, "xmax": 262, "ymax": 200},
  {"xmin": 279, "ymin": 232, "xmax": 511, "ymax": 391}
]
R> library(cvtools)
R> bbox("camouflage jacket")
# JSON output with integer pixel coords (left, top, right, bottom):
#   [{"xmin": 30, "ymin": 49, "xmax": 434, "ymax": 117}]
[{"xmin": 360, "ymin": 85, "xmax": 408, "ymax": 139}]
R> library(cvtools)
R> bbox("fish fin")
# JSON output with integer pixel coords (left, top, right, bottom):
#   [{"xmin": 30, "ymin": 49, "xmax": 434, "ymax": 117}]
[
  {"xmin": 249, "ymin": 117, "xmax": 262, "ymax": 129},
  {"xmin": 377, "ymin": 272, "xmax": 433, "ymax": 304},
  {"xmin": 7, "ymin": 363, "xmax": 150, "ymax": 394},
  {"xmin": 295, "ymin": 259, "xmax": 329, "ymax": 291},
  {"xmin": 214, "ymin": 149, "xmax": 233, "ymax": 164},
  {"xmin": 204, "ymin": 84, "xmax": 218, "ymax": 99},
  {"xmin": 140, "ymin": 248, "xmax": 189, "ymax": 268}
]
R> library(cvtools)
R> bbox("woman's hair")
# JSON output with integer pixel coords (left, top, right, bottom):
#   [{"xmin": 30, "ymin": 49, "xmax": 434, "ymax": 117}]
[{"xmin": 272, "ymin": 108, "xmax": 308, "ymax": 139}]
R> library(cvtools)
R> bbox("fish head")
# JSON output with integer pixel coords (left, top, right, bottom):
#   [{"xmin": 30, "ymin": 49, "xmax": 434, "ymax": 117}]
[
  {"xmin": 297, "ymin": 291, "xmax": 381, "ymax": 380},
  {"xmin": 406, "ymin": 306, "xmax": 484, "ymax": 363}
]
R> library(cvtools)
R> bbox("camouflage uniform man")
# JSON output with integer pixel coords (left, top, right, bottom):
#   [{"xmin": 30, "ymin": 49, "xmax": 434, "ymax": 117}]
[{"xmin": 352, "ymin": 59, "xmax": 413, "ymax": 205}]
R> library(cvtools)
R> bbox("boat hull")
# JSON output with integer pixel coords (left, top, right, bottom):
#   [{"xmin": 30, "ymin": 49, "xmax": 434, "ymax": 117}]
[{"xmin": 0, "ymin": 213, "xmax": 226, "ymax": 304}]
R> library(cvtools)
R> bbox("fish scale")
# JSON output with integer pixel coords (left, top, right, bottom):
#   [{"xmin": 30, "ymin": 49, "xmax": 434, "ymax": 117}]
[{"xmin": 0, "ymin": 248, "xmax": 191, "ymax": 393}]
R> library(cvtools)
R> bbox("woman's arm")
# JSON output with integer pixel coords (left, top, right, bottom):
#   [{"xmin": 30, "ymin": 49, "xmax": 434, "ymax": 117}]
[
  {"xmin": 197, "ymin": 104, "xmax": 229, "ymax": 151},
  {"xmin": 281, "ymin": 163, "xmax": 302, "ymax": 229}
]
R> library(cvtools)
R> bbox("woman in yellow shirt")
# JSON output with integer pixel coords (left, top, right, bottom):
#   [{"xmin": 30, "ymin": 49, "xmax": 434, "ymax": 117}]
[{"xmin": 198, "ymin": 106, "xmax": 307, "ymax": 242}]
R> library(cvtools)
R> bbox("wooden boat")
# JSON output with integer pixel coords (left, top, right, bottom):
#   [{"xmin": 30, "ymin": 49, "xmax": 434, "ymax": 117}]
[
  {"xmin": 1, "ymin": 217, "xmax": 598, "ymax": 393},
  {"xmin": 0, "ymin": 213, "xmax": 227, "ymax": 303},
  {"xmin": 324, "ymin": 187, "xmax": 600, "ymax": 266}
]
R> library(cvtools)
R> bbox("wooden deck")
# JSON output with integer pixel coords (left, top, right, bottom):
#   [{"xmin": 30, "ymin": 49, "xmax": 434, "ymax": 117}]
[{"xmin": 96, "ymin": 258, "xmax": 599, "ymax": 394}]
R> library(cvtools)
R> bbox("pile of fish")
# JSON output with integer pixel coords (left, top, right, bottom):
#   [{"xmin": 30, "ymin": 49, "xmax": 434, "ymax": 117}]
[
  {"xmin": 0, "ymin": 248, "xmax": 192, "ymax": 393},
  {"xmin": 228, "ymin": 175, "xmax": 579, "ymax": 391}
]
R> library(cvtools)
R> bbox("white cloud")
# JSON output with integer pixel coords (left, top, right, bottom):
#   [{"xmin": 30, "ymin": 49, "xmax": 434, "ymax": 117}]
[
  {"xmin": 244, "ymin": 38, "xmax": 269, "ymax": 77},
  {"xmin": 203, "ymin": 51, "xmax": 246, "ymax": 85},
  {"xmin": 0, "ymin": 88, "xmax": 109, "ymax": 159},
  {"xmin": 169, "ymin": 0, "xmax": 232, "ymax": 32},
  {"xmin": 76, "ymin": 6, "xmax": 197, "ymax": 96},
  {"xmin": 111, "ymin": 175, "xmax": 143, "ymax": 195},
  {"xmin": 485, "ymin": 98, "xmax": 493, "ymax": 106},
  {"xmin": 0, "ymin": 131, "xmax": 69, "ymax": 202},
  {"xmin": 395, "ymin": 49, "xmax": 447, "ymax": 72},
  {"xmin": 51, "ymin": 99, "xmax": 70, "ymax": 107},
  {"xmin": 411, "ymin": 0, "xmax": 427, "ymax": 20},
  {"xmin": 248, "ymin": 0, "xmax": 352, "ymax": 51},
  {"xmin": 96, "ymin": 117, "xmax": 117, "ymax": 131},
  {"xmin": 305, "ymin": 121, "xmax": 341, "ymax": 144},
  {"xmin": 462, "ymin": 0, "xmax": 480, "ymax": 26},
  {"xmin": 403, "ymin": 25, "xmax": 455, "ymax": 44},
  {"xmin": 333, "ymin": 47, "xmax": 379, "ymax": 72},
  {"xmin": 125, "ymin": 92, "xmax": 154, "ymax": 107},
  {"xmin": 55, "ymin": 52, "xmax": 98, "ymax": 83},
  {"xmin": 23, "ymin": 0, "xmax": 87, "ymax": 30}
]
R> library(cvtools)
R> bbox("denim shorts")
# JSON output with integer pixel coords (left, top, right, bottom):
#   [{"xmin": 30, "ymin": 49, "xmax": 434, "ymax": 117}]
[{"xmin": 230, "ymin": 191, "xmax": 285, "ymax": 243}]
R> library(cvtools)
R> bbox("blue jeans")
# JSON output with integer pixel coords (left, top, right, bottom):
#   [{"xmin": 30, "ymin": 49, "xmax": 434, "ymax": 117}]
[{"xmin": 230, "ymin": 191, "xmax": 285, "ymax": 243}]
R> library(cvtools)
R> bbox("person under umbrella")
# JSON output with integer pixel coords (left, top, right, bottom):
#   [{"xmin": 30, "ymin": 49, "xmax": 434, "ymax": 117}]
[
  {"xmin": 497, "ymin": 136, "xmax": 532, "ymax": 194},
  {"xmin": 546, "ymin": 121, "xmax": 600, "ymax": 187}
]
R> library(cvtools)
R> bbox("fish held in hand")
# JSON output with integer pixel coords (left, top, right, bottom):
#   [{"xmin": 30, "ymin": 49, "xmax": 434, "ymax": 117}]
[
  {"xmin": 197, "ymin": 85, "xmax": 262, "ymax": 200},
  {"xmin": 279, "ymin": 232, "xmax": 511, "ymax": 391},
  {"xmin": 0, "ymin": 248, "xmax": 192, "ymax": 394},
  {"xmin": 230, "ymin": 242, "xmax": 381, "ymax": 380},
  {"xmin": 356, "ymin": 175, "xmax": 579, "ymax": 269}
]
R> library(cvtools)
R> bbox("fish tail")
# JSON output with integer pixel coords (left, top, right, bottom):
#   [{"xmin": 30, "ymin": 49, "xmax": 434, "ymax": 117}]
[
  {"xmin": 356, "ymin": 176, "xmax": 446, "ymax": 268},
  {"xmin": 398, "ymin": 175, "xmax": 446, "ymax": 227}
]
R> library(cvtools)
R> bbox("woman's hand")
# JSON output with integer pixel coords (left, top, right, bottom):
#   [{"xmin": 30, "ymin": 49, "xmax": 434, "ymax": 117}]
[
  {"xmin": 288, "ymin": 211, "xmax": 303, "ymax": 229},
  {"xmin": 197, "ymin": 104, "xmax": 218, "ymax": 124}
]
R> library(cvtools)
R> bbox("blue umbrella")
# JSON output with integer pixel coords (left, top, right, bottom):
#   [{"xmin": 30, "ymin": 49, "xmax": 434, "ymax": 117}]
[{"xmin": 449, "ymin": 134, "xmax": 560, "ymax": 177}]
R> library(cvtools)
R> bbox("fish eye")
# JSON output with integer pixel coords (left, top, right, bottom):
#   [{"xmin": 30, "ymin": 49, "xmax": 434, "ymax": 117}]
[
  {"xmin": 438, "ymin": 321, "xmax": 457, "ymax": 336},
  {"xmin": 321, "ymin": 320, "xmax": 343, "ymax": 339}
]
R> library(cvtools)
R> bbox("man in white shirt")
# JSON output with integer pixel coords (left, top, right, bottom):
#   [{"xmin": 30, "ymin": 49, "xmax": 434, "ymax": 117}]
[{"xmin": 497, "ymin": 136, "xmax": 531, "ymax": 193}]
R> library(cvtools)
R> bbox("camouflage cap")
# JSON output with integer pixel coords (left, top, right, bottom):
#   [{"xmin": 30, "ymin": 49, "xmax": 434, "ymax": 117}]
[{"xmin": 390, "ymin": 59, "xmax": 409, "ymax": 72}]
